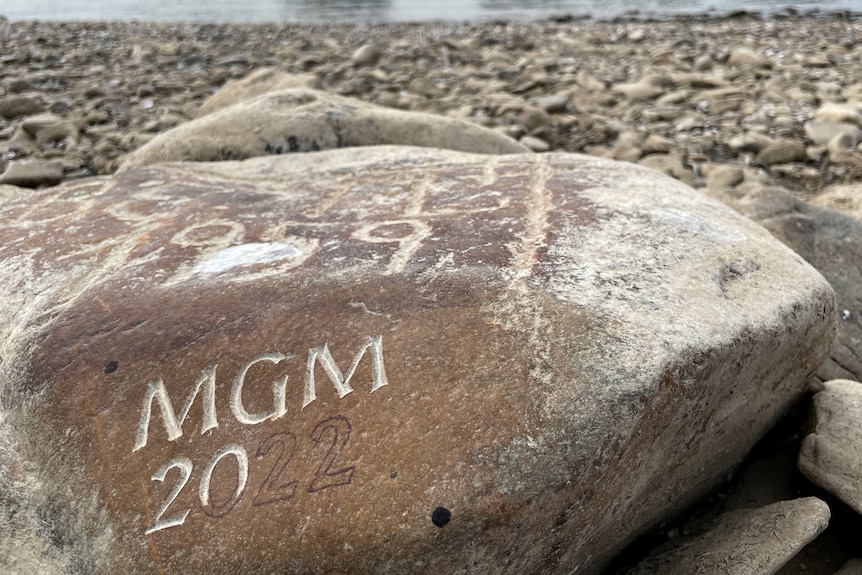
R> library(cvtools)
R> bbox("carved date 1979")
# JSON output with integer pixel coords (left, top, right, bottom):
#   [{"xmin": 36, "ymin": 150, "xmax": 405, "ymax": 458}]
[{"xmin": 134, "ymin": 336, "xmax": 388, "ymax": 535}]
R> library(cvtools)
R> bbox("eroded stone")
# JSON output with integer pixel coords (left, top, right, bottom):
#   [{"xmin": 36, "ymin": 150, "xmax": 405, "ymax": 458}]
[
  {"xmin": 799, "ymin": 379, "xmax": 862, "ymax": 515},
  {"xmin": 0, "ymin": 147, "xmax": 835, "ymax": 575},
  {"xmin": 118, "ymin": 88, "xmax": 529, "ymax": 170},
  {"xmin": 623, "ymin": 498, "xmax": 830, "ymax": 575}
]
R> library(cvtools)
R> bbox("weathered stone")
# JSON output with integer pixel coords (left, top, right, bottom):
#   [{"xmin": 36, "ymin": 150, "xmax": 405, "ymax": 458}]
[
  {"xmin": 728, "ymin": 47, "xmax": 770, "ymax": 68},
  {"xmin": 0, "ymin": 94, "xmax": 45, "ymax": 119},
  {"xmin": 811, "ymin": 184, "xmax": 862, "ymax": 222},
  {"xmin": 637, "ymin": 152, "xmax": 694, "ymax": 185},
  {"xmin": 705, "ymin": 164, "xmax": 745, "ymax": 190},
  {"xmin": 757, "ymin": 141, "xmax": 807, "ymax": 165},
  {"xmin": 814, "ymin": 103, "xmax": 862, "ymax": 127},
  {"xmin": 351, "ymin": 43, "xmax": 383, "ymax": 67},
  {"xmin": 799, "ymin": 380, "xmax": 862, "ymax": 515},
  {"xmin": 118, "ymin": 89, "xmax": 529, "ymax": 170},
  {"xmin": 611, "ymin": 82, "xmax": 665, "ymax": 101},
  {"xmin": 0, "ymin": 148, "xmax": 834, "ymax": 575},
  {"xmin": 624, "ymin": 498, "xmax": 830, "ymax": 575},
  {"xmin": 195, "ymin": 68, "xmax": 319, "ymax": 118},
  {"xmin": 519, "ymin": 135, "xmax": 550, "ymax": 152},
  {"xmin": 0, "ymin": 160, "xmax": 64, "ymax": 188},
  {"xmin": 730, "ymin": 187, "xmax": 860, "ymax": 382},
  {"xmin": 804, "ymin": 121, "xmax": 862, "ymax": 146}
]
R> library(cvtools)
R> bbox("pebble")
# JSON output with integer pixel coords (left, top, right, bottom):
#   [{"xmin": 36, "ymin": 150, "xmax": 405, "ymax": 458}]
[
  {"xmin": 0, "ymin": 159, "xmax": 64, "ymax": 187},
  {"xmin": 0, "ymin": 17, "xmax": 859, "ymax": 194}
]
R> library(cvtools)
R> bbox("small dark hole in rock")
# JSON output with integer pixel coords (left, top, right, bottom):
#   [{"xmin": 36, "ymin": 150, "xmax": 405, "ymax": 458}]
[
  {"xmin": 104, "ymin": 360, "xmax": 119, "ymax": 374},
  {"xmin": 432, "ymin": 506, "xmax": 451, "ymax": 528}
]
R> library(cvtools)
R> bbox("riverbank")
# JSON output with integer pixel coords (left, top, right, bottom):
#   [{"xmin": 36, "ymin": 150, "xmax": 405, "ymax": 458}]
[{"xmin": 1, "ymin": 15, "xmax": 862, "ymax": 198}]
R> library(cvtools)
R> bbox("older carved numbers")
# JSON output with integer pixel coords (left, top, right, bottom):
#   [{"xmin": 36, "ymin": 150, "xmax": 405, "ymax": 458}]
[{"xmin": 141, "ymin": 337, "xmax": 384, "ymax": 535}]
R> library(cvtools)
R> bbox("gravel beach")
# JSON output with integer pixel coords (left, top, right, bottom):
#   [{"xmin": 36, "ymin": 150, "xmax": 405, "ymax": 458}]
[
  {"xmin": 2, "ymin": 11, "xmax": 862, "ymax": 575},
  {"xmin": 2, "ymin": 13, "xmax": 862, "ymax": 197}
]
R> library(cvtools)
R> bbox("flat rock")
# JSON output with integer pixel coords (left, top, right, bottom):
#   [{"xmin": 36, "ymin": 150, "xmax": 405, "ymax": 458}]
[
  {"xmin": 118, "ymin": 89, "xmax": 529, "ymax": 170},
  {"xmin": 756, "ymin": 141, "xmax": 807, "ymax": 165},
  {"xmin": 0, "ymin": 148, "xmax": 834, "ymax": 575},
  {"xmin": 623, "ymin": 497, "xmax": 830, "ymax": 575},
  {"xmin": 729, "ymin": 187, "xmax": 861, "ymax": 382},
  {"xmin": 195, "ymin": 68, "xmax": 319, "ymax": 118},
  {"xmin": 0, "ymin": 159, "xmax": 64, "ymax": 188},
  {"xmin": 799, "ymin": 379, "xmax": 862, "ymax": 515}
]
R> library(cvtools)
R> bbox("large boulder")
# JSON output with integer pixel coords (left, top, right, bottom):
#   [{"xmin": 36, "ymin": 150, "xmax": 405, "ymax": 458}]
[
  {"xmin": 0, "ymin": 148, "xmax": 834, "ymax": 575},
  {"xmin": 118, "ymin": 88, "xmax": 529, "ymax": 170}
]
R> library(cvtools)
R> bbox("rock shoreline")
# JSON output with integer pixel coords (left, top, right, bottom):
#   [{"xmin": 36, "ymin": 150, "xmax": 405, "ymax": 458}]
[
  {"xmin": 3, "ymin": 12, "xmax": 862, "ymax": 575},
  {"xmin": 2, "ymin": 15, "xmax": 862, "ymax": 196}
]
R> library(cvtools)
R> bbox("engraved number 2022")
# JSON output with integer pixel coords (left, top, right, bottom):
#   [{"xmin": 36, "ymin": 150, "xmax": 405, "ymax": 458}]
[{"xmin": 146, "ymin": 416, "xmax": 354, "ymax": 534}]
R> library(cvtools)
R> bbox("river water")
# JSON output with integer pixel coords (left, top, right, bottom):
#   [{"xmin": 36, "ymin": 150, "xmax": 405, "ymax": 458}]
[{"xmin": 1, "ymin": 0, "xmax": 858, "ymax": 23}]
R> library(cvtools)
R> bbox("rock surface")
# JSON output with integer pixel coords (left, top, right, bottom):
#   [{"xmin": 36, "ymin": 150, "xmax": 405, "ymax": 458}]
[
  {"xmin": 3, "ymin": 17, "xmax": 862, "ymax": 193},
  {"xmin": 799, "ymin": 380, "xmax": 862, "ymax": 515},
  {"xmin": 118, "ymin": 88, "xmax": 529, "ymax": 169},
  {"xmin": 725, "ymin": 188, "xmax": 862, "ymax": 383},
  {"xmin": 194, "ymin": 67, "xmax": 319, "ymax": 118},
  {"xmin": 622, "ymin": 497, "xmax": 831, "ymax": 575},
  {"xmin": 0, "ymin": 147, "xmax": 834, "ymax": 574}
]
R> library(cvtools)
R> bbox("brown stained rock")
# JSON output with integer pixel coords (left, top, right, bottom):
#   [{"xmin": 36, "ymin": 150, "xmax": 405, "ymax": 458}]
[
  {"xmin": 623, "ymin": 498, "xmax": 830, "ymax": 575},
  {"xmin": 195, "ymin": 68, "xmax": 320, "ymax": 118},
  {"xmin": 118, "ymin": 89, "xmax": 529, "ymax": 170},
  {"xmin": 0, "ymin": 148, "xmax": 835, "ymax": 575}
]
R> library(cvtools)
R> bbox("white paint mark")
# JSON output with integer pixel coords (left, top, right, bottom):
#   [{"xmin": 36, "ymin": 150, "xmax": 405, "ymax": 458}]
[{"xmin": 193, "ymin": 242, "xmax": 302, "ymax": 275}]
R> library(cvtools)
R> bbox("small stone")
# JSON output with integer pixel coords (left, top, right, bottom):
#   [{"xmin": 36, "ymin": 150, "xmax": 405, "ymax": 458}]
[
  {"xmin": 624, "ymin": 498, "xmax": 830, "ymax": 574},
  {"xmin": 520, "ymin": 106, "xmax": 553, "ymax": 133},
  {"xmin": 611, "ymin": 82, "xmax": 665, "ymax": 101},
  {"xmin": 693, "ymin": 54, "xmax": 713, "ymax": 71},
  {"xmin": 828, "ymin": 132, "xmax": 856, "ymax": 156},
  {"xmin": 351, "ymin": 43, "xmax": 382, "ymax": 67},
  {"xmin": 756, "ymin": 141, "xmax": 807, "ymax": 165},
  {"xmin": 728, "ymin": 46, "xmax": 770, "ymax": 68},
  {"xmin": 0, "ymin": 95, "xmax": 45, "ymax": 119},
  {"xmin": 407, "ymin": 77, "xmax": 442, "ymax": 98},
  {"xmin": 518, "ymin": 135, "xmax": 549, "ymax": 152},
  {"xmin": 706, "ymin": 165, "xmax": 745, "ymax": 189},
  {"xmin": 641, "ymin": 134, "xmax": 674, "ymax": 154},
  {"xmin": 0, "ymin": 160, "xmax": 64, "ymax": 188},
  {"xmin": 529, "ymin": 94, "xmax": 568, "ymax": 113},
  {"xmin": 799, "ymin": 380, "xmax": 862, "ymax": 515},
  {"xmin": 814, "ymin": 102, "xmax": 862, "ymax": 127},
  {"xmin": 804, "ymin": 121, "xmax": 862, "ymax": 146}
]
